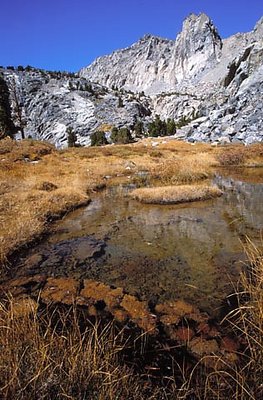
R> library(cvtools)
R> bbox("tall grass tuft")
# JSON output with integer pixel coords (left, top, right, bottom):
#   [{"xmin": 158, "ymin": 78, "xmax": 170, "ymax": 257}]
[
  {"xmin": 1, "ymin": 239, "xmax": 263, "ymax": 400},
  {"xmin": 216, "ymin": 147, "xmax": 246, "ymax": 166},
  {"xmin": 0, "ymin": 300, "xmax": 162, "ymax": 400},
  {"xmin": 152, "ymin": 153, "xmax": 215, "ymax": 185},
  {"xmin": 204, "ymin": 239, "xmax": 263, "ymax": 400}
]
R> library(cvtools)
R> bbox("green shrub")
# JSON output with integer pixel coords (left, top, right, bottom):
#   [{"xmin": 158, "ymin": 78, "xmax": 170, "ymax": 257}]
[
  {"xmin": 0, "ymin": 75, "xmax": 16, "ymax": 139},
  {"xmin": 166, "ymin": 118, "xmax": 177, "ymax": 135},
  {"xmin": 176, "ymin": 115, "xmax": 192, "ymax": 128},
  {"xmin": 90, "ymin": 131, "xmax": 108, "ymax": 146},
  {"xmin": 148, "ymin": 116, "xmax": 176, "ymax": 137},
  {"xmin": 67, "ymin": 127, "xmax": 77, "ymax": 148},
  {"xmin": 134, "ymin": 120, "xmax": 144, "ymax": 137},
  {"xmin": 111, "ymin": 127, "xmax": 133, "ymax": 144}
]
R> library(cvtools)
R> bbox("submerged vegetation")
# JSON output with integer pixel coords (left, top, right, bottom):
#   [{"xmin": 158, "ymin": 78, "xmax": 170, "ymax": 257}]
[
  {"xmin": 0, "ymin": 240, "xmax": 262, "ymax": 399},
  {"xmin": 0, "ymin": 136, "xmax": 263, "ymax": 398}
]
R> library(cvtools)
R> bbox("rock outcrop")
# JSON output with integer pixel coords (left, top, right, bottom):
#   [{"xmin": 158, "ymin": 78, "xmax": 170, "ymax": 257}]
[
  {"xmin": 81, "ymin": 13, "xmax": 263, "ymax": 145},
  {"xmin": 0, "ymin": 68, "xmax": 151, "ymax": 147},
  {"xmin": 1, "ymin": 13, "xmax": 262, "ymax": 145},
  {"xmin": 80, "ymin": 13, "xmax": 222, "ymax": 95}
]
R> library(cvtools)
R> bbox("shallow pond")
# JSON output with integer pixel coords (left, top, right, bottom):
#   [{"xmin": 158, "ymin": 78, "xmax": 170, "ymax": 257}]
[{"xmin": 15, "ymin": 168, "xmax": 263, "ymax": 317}]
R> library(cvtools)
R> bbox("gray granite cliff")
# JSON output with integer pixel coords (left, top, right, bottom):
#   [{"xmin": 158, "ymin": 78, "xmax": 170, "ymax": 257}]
[{"xmin": 1, "ymin": 13, "xmax": 262, "ymax": 145}]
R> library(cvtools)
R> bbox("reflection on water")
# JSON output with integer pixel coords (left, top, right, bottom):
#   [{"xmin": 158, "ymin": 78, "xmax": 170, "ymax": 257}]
[
  {"xmin": 39, "ymin": 168, "xmax": 262, "ymax": 316},
  {"xmin": 215, "ymin": 172, "xmax": 263, "ymax": 232}
]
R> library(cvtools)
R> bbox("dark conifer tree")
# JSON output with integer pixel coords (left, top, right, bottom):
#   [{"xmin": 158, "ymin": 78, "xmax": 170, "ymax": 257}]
[{"xmin": 0, "ymin": 74, "xmax": 16, "ymax": 139}]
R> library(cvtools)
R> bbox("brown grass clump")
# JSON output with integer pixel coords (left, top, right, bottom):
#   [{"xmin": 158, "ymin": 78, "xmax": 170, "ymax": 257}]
[
  {"xmin": 0, "ymin": 141, "xmax": 126, "ymax": 265},
  {"xmin": 216, "ymin": 143, "xmax": 263, "ymax": 167},
  {"xmin": 0, "ymin": 299, "xmax": 161, "ymax": 400},
  {"xmin": 0, "ymin": 137, "xmax": 53, "ymax": 160},
  {"xmin": 152, "ymin": 153, "xmax": 216, "ymax": 185},
  {"xmin": 36, "ymin": 181, "xmax": 58, "ymax": 191},
  {"xmin": 202, "ymin": 240, "xmax": 263, "ymax": 400},
  {"xmin": 130, "ymin": 184, "xmax": 222, "ymax": 205},
  {"xmin": 216, "ymin": 146, "xmax": 246, "ymax": 166},
  {"xmin": 245, "ymin": 143, "xmax": 263, "ymax": 161}
]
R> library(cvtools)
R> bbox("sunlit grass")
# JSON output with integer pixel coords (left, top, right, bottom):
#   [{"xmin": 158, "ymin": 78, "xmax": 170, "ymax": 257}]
[
  {"xmin": 0, "ymin": 137, "xmax": 263, "ymax": 398},
  {"xmin": 0, "ymin": 138, "xmax": 262, "ymax": 268},
  {"xmin": 130, "ymin": 184, "xmax": 222, "ymax": 204},
  {"xmin": 202, "ymin": 239, "xmax": 263, "ymax": 400},
  {"xmin": 0, "ymin": 300, "xmax": 162, "ymax": 400}
]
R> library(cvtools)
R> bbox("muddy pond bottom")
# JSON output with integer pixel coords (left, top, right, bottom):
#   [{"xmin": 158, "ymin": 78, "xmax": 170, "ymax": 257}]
[{"xmin": 16, "ymin": 170, "xmax": 263, "ymax": 317}]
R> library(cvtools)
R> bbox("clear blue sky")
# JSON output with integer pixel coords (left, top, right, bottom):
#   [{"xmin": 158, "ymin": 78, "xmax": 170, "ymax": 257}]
[{"xmin": 1, "ymin": 0, "xmax": 262, "ymax": 72}]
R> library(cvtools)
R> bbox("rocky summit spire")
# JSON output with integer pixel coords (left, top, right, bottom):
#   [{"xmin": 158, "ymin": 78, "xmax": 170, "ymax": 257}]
[
  {"xmin": 1, "ymin": 13, "xmax": 261, "ymax": 147},
  {"xmin": 253, "ymin": 15, "xmax": 263, "ymax": 39},
  {"xmin": 178, "ymin": 13, "xmax": 222, "ymax": 55},
  {"xmin": 80, "ymin": 13, "xmax": 222, "ymax": 94},
  {"xmin": 171, "ymin": 13, "xmax": 222, "ymax": 84}
]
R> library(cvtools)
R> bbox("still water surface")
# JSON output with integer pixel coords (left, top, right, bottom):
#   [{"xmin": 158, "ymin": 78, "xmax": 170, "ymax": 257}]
[{"xmin": 40, "ymin": 168, "xmax": 263, "ymax": 316}]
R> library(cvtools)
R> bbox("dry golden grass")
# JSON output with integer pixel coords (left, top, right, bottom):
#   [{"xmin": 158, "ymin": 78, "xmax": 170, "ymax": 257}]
[
  {"xmin": 0, "ymin": 138, "xmax": 262, "ymax": 268},
  {"xmin": 130, "ymin": 184, "xmax": 222, "ymax": 204},
  {"xmin": 0, "ymin": 137, "xmax": 54, "ymax": 160},
  {"xmin": 151, "ymin": 152, "xmax": 217, "ymax": 185},
  {"xmin": 0, "ymin": 300, "xmax": 162, "ymax": 400},
  {"xmin": 201, "ymin": 239, "xmax": 263, "ymax": 400},
  {"xmin": 216, "ymin": 143, "xmax": 263, "ymax": 167},
  {"xmin": 0, "ymin": 141, "xmax": 130, "ymax": 265}
]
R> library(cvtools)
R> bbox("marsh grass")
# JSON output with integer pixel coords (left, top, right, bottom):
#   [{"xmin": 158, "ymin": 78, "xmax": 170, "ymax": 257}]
[
  {"xmin": 1, "ymin": 139, "xmax": 262, "ymax": 267},
  {"xmin": 216, "ymin": 143, "xmax": 263, "ymax": 167},
  {"xmin": 0, "ymin": 299, "xmax": 164, "ymax": 400},
  {"xmin": 151, "ymin": 153, "xmax": 216, "ymax": 185},
  {"xmin": 203, "ymin": 239, "xmax": 263, "ymax": 400},
  {"xmin": 0, "ymin": 242, "xmax": 263, "ymax": 398},
  {"xmin": 1, "ymin": 139, "xmax": 263, "ymax": 399},
  {"xmin": 0, "ymin": 142, "xmax": 128, "ymax": 265},
  {"xmin": 0, "ymin": 187, "xmax": 89, "ymax": 266},
  {"xmin": 130, "ymin": 184, "xmax": 222, "ymax": 205}
]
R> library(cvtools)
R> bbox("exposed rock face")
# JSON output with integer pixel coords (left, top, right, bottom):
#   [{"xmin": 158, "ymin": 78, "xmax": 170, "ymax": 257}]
[
  {"xmin": 81, "ymin": 13, "xmax": 263, "ymax": 144},
  {"xmin": 80, "ymin": 13, "xmax": 222, "ymax": 95},
  {"xmin": 0, "ymin": 68, "xmax": 151, "ymax": 147},
  {"xmin": 1, "ymin": 13, "xmax": 262, "ymax": 145}
]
